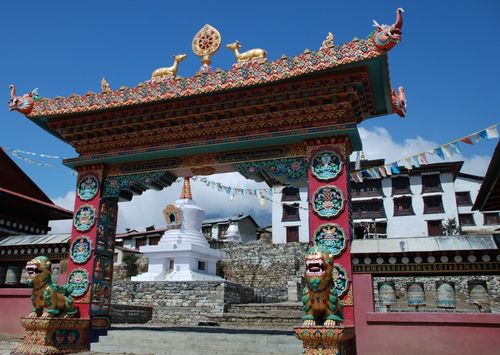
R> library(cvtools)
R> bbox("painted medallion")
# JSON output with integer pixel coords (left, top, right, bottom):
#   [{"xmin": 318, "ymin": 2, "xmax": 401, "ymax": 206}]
[
  {"xmin": 310, "ymin": 150, "xmax": 342, "ymax": 181},
  {"xmin": 313, "ymin": 224, "xmax": 346, "ymax": 257},
  {"xmin": 77, "ymin": 175, "xmax": 99, "ymax": 201},
  {"xmin": 332, "ymin": 264, "xmax": 349, "ymax": 297},
  {"xmin": 74, "ymin": 205, "xmax": 96, "ymax": 232},
  {"xmin": 67, "ymin": 269, "xmax": 90, "ymax": 298},
  {"xmin": 70, "ymin": 236, "xmax": 92, "ymax": 264},
  {"xmin": 311, "ymin": 186, "xmax": 344, "ymax": 218}
]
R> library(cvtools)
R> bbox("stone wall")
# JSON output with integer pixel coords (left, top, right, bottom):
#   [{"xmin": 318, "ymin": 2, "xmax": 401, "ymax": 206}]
[
  {"xmin": 111, "ymin": 280, "xmax": 255, "ymax": 325},
  {"xmin": 220, "ymin": 242, "xmax": 307, "ymax": 300},
  {"xmin": 109, "ymin": 304, "xmax": 152, "ymax": 324},
  {"xmin": 373, "ymin": 275, "xmax": 500, "ymax": 313}
]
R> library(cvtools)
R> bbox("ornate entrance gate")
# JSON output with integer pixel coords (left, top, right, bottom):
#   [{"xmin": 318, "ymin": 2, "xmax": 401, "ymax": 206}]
[{"xmin": 10, "ymin": 9, "xmax": 405, "ymax": 349}]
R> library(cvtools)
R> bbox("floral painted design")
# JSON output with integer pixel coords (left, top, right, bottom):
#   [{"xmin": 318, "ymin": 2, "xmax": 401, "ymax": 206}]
[
  {"xmin": 70, "ymin": 237, "xmax": 92, "ymax": 264},
  {"xmin": 311, "ymin": 186, "xmax": 344, "ymax": 218},
  {"xmin": 310, "ymin": 150, "xmax": 342, "ymax": 181},
  {"xmin": 74, "ymin": 205, "xmax": 96, "ymax": 232},
  {"xmin": 77, "ymin": 175, "xmax": 99, "ymax": 201},
  {"xmin": 313, "ymin": 224, "xmax": 346, "ymax": 257},
  {"xmin": 67, "ymin": 269, "xmax": 90, "ymax": 298},
  {"xmin": 332, "ymin": 264, "xmax": 349, "ymax": 297}
]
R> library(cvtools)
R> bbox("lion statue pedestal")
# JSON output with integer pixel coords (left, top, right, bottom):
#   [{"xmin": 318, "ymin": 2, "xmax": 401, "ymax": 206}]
[
  {"xmin": 11, "ymin": 318, "xmax": 90, "ymax": 355},
  {"xmin": 11, "ymin": 256, "xmax": 90, "ymax": 355},
  {"xmin": 294, "ymin": 326, "xmax": 354, "ymax": 355}
]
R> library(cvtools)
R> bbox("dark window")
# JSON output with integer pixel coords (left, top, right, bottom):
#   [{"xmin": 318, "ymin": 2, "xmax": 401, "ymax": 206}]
[
  {"xmin": 392, "ymin": 176, "xmax": 411, "ymax": 195},
  {"xmin": 352, "ymin": 200, "xmax": 386, "ymax": 219},
  {"xmin": 455, "ymin": 191, "xmax": 472, "ymax": 206},
  {"xmin": 202, "ymin": 226, "xmax": 212, "ymax": 239},
  {"xmin": 423, "ymin": 195, "xmax": 444, "ymax": 214},
  {"xmin": 282, "ymin": 203, "xmax": 300, "ymax": 222},
  {"xmin": 286, "ymin": 226, "xmax": 299, "ymax": 243},
  {"xmin": 281, "ymin": 186, "xmax": 300, "ymax": 201},
  {"xmin": 421, "ymin": 174, "xmax": 442, "ymax": 193},
  {"xmin": 149, "ymin": 236, "xmax": 161, "ymax": 246},
  {"xmin": 198, "ymin": 261, "xmax": 206, "ymax": 271},
  {"xmin": 459, "ymin": 214, "xmax": 475, "ymax": 226},
  {"xmin": 427, "ymin": 220, "xmax": 443, "ymax": 236},
  {"xmin": 218, "ymin": 225, "xmax": 229, "ymax": 238},
  {"xmin": 484, "ymin": 213, "xmax": 500, "ymax": 225},
  {"xmin": 354, "ymin": 222, "xmax": 387, "ymax": 239},
  {"xmin": 135, "ymin": 238, "xmax": 146, "ymax": 250},
  {"xmin": 351, "ymin": 179, "xmax": 384, "ymax": 198},
  {"xmin": 168, "ymin": 259, "xmax": 174, "ymax": 270},
  {"xmin": 393, "ymin": 196, "xmax": 414, "ymax": 216}
]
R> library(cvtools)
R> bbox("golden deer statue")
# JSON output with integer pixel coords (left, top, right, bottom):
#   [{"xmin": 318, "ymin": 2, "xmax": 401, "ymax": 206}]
[
  {"xmin": 151, "ymin": 54, "xmax": 187, "ymax": 80},
  {"xmin": 226, "ymin": 41, "xmax": 267, "ymax": 63}
]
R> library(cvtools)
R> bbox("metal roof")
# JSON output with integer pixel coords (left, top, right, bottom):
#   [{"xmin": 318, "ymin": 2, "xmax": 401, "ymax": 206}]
[{"xmin": 0, "ymin": 234, "xmax": 71, "ymax": 247}]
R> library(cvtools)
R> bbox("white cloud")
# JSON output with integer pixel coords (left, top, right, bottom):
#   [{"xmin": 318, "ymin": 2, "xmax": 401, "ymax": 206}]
[{"xmin": 48, "ymin": 191, "xmax": 75, "ymax": 234}]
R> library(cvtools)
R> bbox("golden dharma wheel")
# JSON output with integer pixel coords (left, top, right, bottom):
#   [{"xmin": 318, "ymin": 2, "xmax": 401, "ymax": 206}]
[{"xmin": 192, "ymin": 24, "xmax": 222, "ymax": 66}]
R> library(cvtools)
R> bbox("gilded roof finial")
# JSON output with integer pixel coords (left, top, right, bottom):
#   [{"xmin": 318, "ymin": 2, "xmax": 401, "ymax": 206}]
[
  {"xmin": 192, "ymin": 24, "xmax": 222, "ymax": 69},
  {"xmin": 101, "ymin": 77, "xmax": 110, "ymax": 93},
  {"xmin": 321, "ymin": 32, "xmax": 334, "ymax": 48},
  {"xmin": 180, "ymin": 177, "xmax": 193, "ymax": 199}
]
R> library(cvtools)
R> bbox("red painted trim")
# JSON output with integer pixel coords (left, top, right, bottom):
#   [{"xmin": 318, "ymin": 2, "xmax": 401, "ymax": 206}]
[{"xmin": 366, "ymin": 312, "xmax": 500, "ymax": 326}]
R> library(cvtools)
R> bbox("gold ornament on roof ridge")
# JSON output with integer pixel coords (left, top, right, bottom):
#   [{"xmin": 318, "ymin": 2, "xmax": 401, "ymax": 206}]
[
  {"xmin": 226, "ymin": 40, "xmax": 267, "ymax": 64},
  {"xmin": 321, "ymin": 32, "xmax": 334, "ymax": 48},
  {"xmin": 101, "ymin": 77, "xmax": 110, "ymax": 93},
  {"xmin": 151, "ymin": 54, "xmax": 187, "ymax": 80},
  {"xmin": 192, "ymin": 24, "xmax": 221, "ymax": 66}
]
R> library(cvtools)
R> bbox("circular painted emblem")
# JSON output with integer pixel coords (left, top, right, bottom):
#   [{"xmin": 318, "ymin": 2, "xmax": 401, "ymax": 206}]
[
  {"xmin": 70, "ymin": 236, "xmax": 92, "ymax": 264},
  {"xmin": 67, "ymin": 269, "xmax": 89, "ymax": 298},
  {"xmin": 314, "ymin": 224, "xmax": 346, "ymax": 257},
  {"xmin": 77, "ymin": 175, "xmax": 99, "ymax": 201},
  {"xmin": 311, "ymin": 186, "xmax": 344, "ymax": 218},
  {"xmin": 332, "ymin": 264, "xmax": 349, "ymax": 297},
  {"xmin": 310, "ymin": 151, "xmax": 342, "ymax": 181},
  {"xmin": 74, "ymin": 205, "xmax": 96, "ymax": 232}
]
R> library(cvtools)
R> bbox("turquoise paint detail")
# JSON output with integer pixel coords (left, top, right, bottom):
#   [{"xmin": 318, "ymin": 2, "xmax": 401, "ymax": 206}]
[{"xmin": 63, "ymin": 127, "xmax": 362, "ymax": 169}]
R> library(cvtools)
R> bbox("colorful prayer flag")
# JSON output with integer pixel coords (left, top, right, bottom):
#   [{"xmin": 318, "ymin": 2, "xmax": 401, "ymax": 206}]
[
  {"xmin": 391, "ymin": 163, "xmax": 400, "ymax": 174},
  {"xmin": 460, "ymin": 137, "xmax": 474, "ymax": 145},
  {"xmin": 418, "ymin": 153, "xmax": 428, "ymax": 165},
  {"xmin": 384, "ymin": 165, "xmax": 393, "ymax": 176},
  {"xmin": 486, "ymin": 125, "xmax": 499, "ymax": 139},
  {"xmin": 434, "ymin": 147, "xmax": 445, "ymax": 159},
  {"xmin": 441, "ymin": 145, "xmax": 452, "ymax": 158}
]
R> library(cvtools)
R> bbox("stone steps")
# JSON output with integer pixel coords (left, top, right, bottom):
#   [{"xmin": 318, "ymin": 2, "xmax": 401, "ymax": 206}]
[
  {"xmin": 91, "ymin": 326, "xmax": 302, "ymax": 354},
  {"xmin": 209, "ymin": 302, "xmax": 303, "ymax": 328}
]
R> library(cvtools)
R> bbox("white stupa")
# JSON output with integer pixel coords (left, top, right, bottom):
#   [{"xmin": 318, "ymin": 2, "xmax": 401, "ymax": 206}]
[{"xmin": 132, "ymin": 177, "xmax": 224, "ymax": 281}]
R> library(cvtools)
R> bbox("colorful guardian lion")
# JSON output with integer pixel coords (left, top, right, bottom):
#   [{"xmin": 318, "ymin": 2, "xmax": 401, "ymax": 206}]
[
  {"xmin": 25, "ymin": 256, "xmax": 77, "ymax": 317},
  {"xmin": 302, "ymin": 245, "xmax": 344, "ymax": 326}
]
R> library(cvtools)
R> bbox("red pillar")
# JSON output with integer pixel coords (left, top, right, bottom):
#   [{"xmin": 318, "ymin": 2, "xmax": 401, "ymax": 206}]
[
  {"xmin": 307, "ymin": 137, "xmax": 354, "ymax": 326},
  {"xmin": 66, "ymin": 164, "xmax": 117, "ymax": 332}
]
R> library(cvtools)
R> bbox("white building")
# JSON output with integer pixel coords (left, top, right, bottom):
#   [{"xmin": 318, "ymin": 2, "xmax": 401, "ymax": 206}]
[
  {"xmin": 271, "ymin": 160, "xmax": 500, "ymax": 242},
  {"xmin": 271, "ymin": 186, "xmax": 309, "ymax": 243}
]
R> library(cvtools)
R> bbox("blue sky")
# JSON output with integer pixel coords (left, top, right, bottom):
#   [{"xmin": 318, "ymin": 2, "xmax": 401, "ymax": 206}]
[{"xmin": 1, "ymin": 1, "xmax": 499, "ymax": 230}]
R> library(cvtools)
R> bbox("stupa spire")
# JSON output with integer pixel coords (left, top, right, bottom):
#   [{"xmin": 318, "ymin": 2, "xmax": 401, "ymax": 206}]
[{"xmin": 180, "ymin": 177, "xmax": 193, "ymax": 199}]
